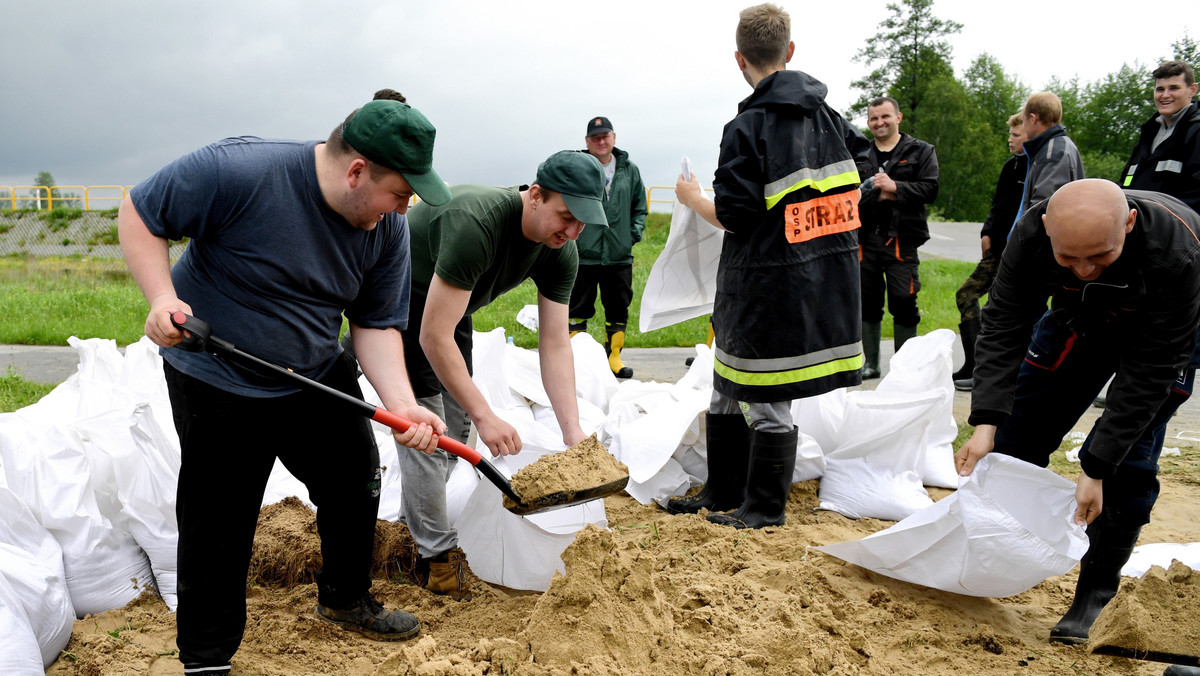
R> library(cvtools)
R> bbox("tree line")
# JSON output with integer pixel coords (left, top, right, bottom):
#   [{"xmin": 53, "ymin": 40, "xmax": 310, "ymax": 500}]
[{"xmin": 851, "ymin": 0, "xmax": 1198, "ymax": 222}]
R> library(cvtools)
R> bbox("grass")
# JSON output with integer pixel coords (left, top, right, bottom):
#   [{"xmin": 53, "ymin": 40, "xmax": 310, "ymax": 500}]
[
  {"xmin": 0, "ymin": 256, "xmax": 146, "ymax": 345},
  {"xmin": 0, "ymin": 369, "xmax": 55, "ymax": 412},
  {"xmin": 0, "ymin": 214, "xmax": 978, "ymax": 350}
]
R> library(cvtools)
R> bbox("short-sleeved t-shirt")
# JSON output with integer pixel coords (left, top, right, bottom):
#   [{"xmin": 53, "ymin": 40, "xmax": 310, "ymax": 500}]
[
  {"xmin": 406, "ymin": 184, "xmax": 577, "ymax": 316},
  {"xmin": 130, "ymin": 137, "xmax": 411, "ymax": 396}
]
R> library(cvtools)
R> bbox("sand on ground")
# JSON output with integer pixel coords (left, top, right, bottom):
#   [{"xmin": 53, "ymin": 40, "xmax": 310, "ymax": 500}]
[{"xmin": 44, "ymin": 445, "xmax": 1200, "ymax": 676}]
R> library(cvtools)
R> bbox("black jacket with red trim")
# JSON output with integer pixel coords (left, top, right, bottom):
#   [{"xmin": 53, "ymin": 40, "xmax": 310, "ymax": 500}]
[
  {"xmin": 859, "ymin": 133, "xmax": 940, "ymax": 242},
  {"xmin": 970, "ymin": 190, "xmax": 1200, "ymax": 478}
]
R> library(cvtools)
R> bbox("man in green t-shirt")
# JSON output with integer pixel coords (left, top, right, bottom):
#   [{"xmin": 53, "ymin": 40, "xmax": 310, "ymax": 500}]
[{"xmin": 397, "ymin": 150, "xmax": 607, "ymax": 600}]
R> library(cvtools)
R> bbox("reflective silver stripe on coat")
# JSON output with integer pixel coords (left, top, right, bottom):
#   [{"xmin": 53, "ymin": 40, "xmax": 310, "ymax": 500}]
[
  {"xmin": 763, "ymin": 159, "xmax": 861, "ymax": 200},
  {"xmin": 715, "ymin": 341, "xmax": 862, "ymax": 372}
]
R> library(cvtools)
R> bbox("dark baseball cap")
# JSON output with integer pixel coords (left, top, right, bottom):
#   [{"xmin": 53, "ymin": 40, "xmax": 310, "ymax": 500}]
[
  {"xmin": 586, "ymin": 116, "xmax": 613, "ymax": 136},
  {"xmin": 536, "ymin": 151, "xmax": 608, "ymax": 227},
  {"xmin": 342, "ymin": 100, "xmax": 452, "ymax": 206}
]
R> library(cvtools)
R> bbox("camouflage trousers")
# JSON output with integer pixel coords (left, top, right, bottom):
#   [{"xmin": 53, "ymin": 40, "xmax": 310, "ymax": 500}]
[{"xmin": 955, "ymin": 250, "xmax": 1000, "ymax": 322}]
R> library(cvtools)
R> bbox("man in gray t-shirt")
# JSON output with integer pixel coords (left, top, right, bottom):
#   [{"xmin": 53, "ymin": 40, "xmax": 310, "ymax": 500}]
[{"xmin": 120, "ymin": 100, "xmax": 450, "ymax": 673}]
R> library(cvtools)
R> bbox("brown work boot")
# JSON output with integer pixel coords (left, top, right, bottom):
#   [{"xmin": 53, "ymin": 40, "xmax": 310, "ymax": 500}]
[{"xmin": 425, "ymin": 547, "xmax": 474, "ymax": 601}]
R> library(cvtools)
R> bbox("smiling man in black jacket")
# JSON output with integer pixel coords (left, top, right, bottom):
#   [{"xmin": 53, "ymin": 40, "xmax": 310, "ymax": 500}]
[
  {"xmin": 857, "ymin": 96, "xmax": 940, "ymax": 378},
  {"xmin": 955, "ymin": 179, "xmax": 1200, "ymax": 646}
]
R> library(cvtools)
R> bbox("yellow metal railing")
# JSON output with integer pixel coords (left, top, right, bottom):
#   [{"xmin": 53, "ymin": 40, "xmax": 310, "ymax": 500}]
[
  {"xmin": 0, "ymin": 185, "xmax": 133, "ymax": 211},
  {"xmin": 646, "ymin": 185, "xmax": 713, "ymax": 210}
]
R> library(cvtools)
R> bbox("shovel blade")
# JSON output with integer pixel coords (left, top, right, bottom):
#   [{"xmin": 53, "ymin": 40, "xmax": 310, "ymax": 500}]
[{"xmin": 504, "ymin": 475, "xmax": 630, "ymax": 516}]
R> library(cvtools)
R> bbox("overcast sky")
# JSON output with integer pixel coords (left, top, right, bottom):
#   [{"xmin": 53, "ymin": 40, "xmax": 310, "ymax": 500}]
[{"xmin": 0, "ymin": 1, "xmax": 1190, "ymax": 203}]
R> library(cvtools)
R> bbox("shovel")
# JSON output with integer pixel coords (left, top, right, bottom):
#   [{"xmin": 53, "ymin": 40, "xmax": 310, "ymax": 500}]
[{"xmin": 169, "ymin": 312, "xmax": 625, "ymax": 515}]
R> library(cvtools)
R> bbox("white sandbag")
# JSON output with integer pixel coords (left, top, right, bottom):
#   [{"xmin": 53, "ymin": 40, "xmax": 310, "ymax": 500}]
[
  {"xmin": 793, "ymin": 432, "xmax": 826, "ymax": 483},
  {"xmin": 792, "ymin": 387, "xmax": 850, "ymax": 456},
  {"xmin": 627, "ymin": 456, "xmax": 693, "ymax": 506},
  {"xmin": 75, "ymin": 404, "xmax": 180, "ymax": 611},
  {"xmin": 569, "ymin": 332, "xmax": 618, "ymax": 412},
  {"xmin": 490, "ymin": 329, "xmax": 618, "ymax": 416},
  {"xmin": 1121, "ymin": 542, "xmax": 1200, "ymax": 578},
  {"xmin": 516, "ymin": 304, "xmax": 540, "ymax": 332},
  {"xmin": 0, "ymin": 488, "xmax": 74, "ymax": 668},
  {"xmin": 638, "ymin": 185, "xmax": 723, "ymax": 332},
  {"xmin": 811, "ymin": 389, "xmax": 939, "ymax": 521},
  {"xmin": 0, "ymin": 410, "xmax": 153, "ymax": 618},
  {"xmin": 445, "ymin": 457, "xmax": 481, "ymax": 526},
  {"xmin": 0, "ymin": 572, "xmax": 44, "ymax": 675},
  {"xmin": 606, "ymin": 382, "xmax": 709, "ymax": 485},
  {"xmin": 262, "ymin": 458, "xmax": 312, "ymax": 509},
  {"xmin": 816, "ymin": 454, "xmax": 1089, "ymax": 597},
  {"xmin": 455, "ymin": 444, "xmax": 607, "ymax": 591},
  {"xmin": 876, "ymin": 330, "xmax": 959, "ymax": 488},
  {"xmin": 469, "ymin": 328, "xmax": 525, "ymax": 411},
  {"xmin": 498, "ymin": 334, "xmax": 552, "ymax": 407}
]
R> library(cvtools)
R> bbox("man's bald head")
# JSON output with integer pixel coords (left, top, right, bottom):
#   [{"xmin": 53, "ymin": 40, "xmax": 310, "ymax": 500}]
[{"xmin": 1043, "ymin": 179, "xmax": 1137, "ymax": 281}]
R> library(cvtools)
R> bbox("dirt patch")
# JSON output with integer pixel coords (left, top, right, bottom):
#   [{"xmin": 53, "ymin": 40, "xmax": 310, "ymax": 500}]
[{"xmin": 47, "ymin": 467, "xmax": 1200, "ymax": 676}]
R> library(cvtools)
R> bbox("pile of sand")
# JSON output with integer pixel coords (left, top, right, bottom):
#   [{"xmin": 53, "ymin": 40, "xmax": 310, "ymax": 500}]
[
  {"xmin": 1091, "ymin": 559, "xmax": 1200, "ymax": 663},
  {"xmin": 503, "ymin": 434, "xmax": 628, "ymax": 512},
  {"xmin": 46, "ymin": 475, "xmax": 1200, "ymax": 675}
]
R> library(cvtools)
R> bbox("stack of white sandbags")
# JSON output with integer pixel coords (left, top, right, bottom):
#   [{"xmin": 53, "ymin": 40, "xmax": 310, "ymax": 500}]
[
  {"xmin": 0, "ymin": 338, "xmax": 175, "ymax": 618},
  {"xmin": 0, "ymin": 487, "xmax": 74, "ymax": 672}
]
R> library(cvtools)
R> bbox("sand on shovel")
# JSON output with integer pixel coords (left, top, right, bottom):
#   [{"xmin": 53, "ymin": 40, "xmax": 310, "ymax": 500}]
[
  {"xmin": 1090, "ymin": 559, "xmax": 1200, "ymax": 664},
  {"xmin": 502, "ymin": 433, "xmax": 629, "ymax": 512}
]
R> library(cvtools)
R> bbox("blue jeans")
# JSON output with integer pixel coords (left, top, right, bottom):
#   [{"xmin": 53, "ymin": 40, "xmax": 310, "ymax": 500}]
[{"xmin": 992, "ymin": 311, "xmax": 1193, "ymax": 527}]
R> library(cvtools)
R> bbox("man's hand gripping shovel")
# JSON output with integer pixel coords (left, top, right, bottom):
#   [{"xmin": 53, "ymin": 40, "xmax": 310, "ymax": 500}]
[{"xmin": 169, "ymin": 312, "xmax": 625, "ymax": 515}]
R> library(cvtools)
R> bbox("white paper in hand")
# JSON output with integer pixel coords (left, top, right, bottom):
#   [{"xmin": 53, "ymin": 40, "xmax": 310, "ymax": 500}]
[{"xmin": 638, "ymin": 155, "xmax": 723, "ymax": 332}]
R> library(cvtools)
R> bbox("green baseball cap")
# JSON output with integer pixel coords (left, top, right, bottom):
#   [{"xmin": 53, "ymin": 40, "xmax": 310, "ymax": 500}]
[
  {"xmin": 536, "ymin": 150, "xmax": 608, "ymax": 227},
  {"xmin": 342, "ymin": 100, "xmax": 452, "ymax": 206}
]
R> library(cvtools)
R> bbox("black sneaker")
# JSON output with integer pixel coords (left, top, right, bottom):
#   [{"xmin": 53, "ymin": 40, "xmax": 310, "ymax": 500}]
[{"xmin": 315, "ymin": 594, "xmax": 420, "ymax": 641}]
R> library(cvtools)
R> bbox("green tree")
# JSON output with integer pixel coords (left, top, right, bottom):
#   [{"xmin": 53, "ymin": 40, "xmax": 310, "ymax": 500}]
[
  {"xmin": 963, "ymin": 53, "xmax": 1029, "ymax": 138},
  {"xmin": 31, "ymin": 170, "xmax": 81, "ymax": 210},
  {"xmin": 849, "ymin": 0, "xmax": 963, "ymax": 120},
  {"xmin": 1076, "ymin": 63, "xmax": 1154, "ymax": 157},
  {"xmin": 1168, "ymin": 31, "xmax": 1198, "ymax": 66},
  {"xmin": 31, "ymin": 171, "xmax": 55, "ymax": 209},
  {"xmin": 907, "ymin": 71, "xmax": 996, "ymax": 221}
]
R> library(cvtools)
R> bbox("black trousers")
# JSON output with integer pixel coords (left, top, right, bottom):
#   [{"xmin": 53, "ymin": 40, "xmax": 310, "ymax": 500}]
[
  {"xmin": 859, "ymin": 233, "xmax": 921, "ymax": 326},
  {"xmin": 165, "ymin": 354, "xmax": 380, "ymax": 670},
  {"xmin": 568, "ymin": 263, "xmax": 633, "ymax": 328}
]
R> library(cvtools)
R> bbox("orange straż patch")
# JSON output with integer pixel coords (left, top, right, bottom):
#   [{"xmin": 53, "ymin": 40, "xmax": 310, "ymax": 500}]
[{"xmin": 785, "ymin": 190, "xmax": 860, "ymax": 244}]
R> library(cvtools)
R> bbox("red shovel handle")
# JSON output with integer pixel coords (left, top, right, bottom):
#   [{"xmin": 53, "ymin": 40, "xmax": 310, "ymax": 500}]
[{"xmin": 370, "ymin": 407, "xmax": 483, "ymax": 465}]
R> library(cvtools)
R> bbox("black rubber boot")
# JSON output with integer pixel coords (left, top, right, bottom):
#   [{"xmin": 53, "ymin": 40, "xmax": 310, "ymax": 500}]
[
  {"xmin": 1049, "ymin": 515, "xmax": 1142, "ymax": 645},
  {"xmin": 665, "ymin": 414, "xmax": 750, "ymax": 514},
  {"xmin": 707, "ymin": 427, "xmax": 798, "ymax": 529},
  {"xmin": 862, "ymin": 321, "xmax": 882, "ymax": 379},
  {"xmin": 952, "ymin": 317, "xmax": 980, "ymax": 391},
  {"xmin": 894, "ymin": 322, "xmax": 918, "ymax": 354},
  {"xmin": 1163, "ymin": 666, "xmax": 1200, "ymax": 675}
]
